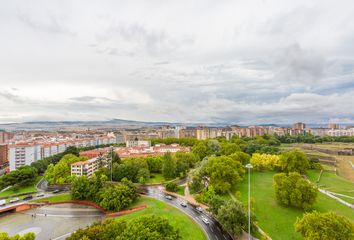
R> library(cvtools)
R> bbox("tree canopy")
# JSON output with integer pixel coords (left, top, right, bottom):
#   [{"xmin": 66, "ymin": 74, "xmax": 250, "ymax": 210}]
[
  {"xmin": 0, "ymin": 166, "xmax": 37, "ymax": 189},
  {"xmin": 295, "ymin": 211, "xmax": 354, "ymax": 240},
  {"xmin": 278, "ymin": 150, "xmax": 310, "ymax": 174}
]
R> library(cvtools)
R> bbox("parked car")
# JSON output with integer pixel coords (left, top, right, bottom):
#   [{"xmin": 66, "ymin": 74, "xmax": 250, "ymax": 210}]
[
  {"xmin": 196, "ymin": 206, "xmax": 203, "ymax": 212},
  {"xmin": 36, "ymin": 193, "xmax": 45, "ymax": 197},
  {"xmin": 0, "ymin": 199, "xmax": 6, "ymax": 206},
  {"xmin": 165, "ymin": 195, "xmax": 173, "ymax": 200},
  {"xmin": 23, "ymin": 195, "xmax": 33, "ymax": 201},
  {"xmin": 180, "ymin": 201, "xmax": 187, "ymax": 207},
  {"xmin": 9, "ymin": 198, "xmax": 20, "ymax": 203},
  {"xmin": 201, "ymin": 216, "xmax": 210, "ymax": 225},
  {"xmin": 52, "ymin": 189, "xmax": 61, "ymax": 194}
]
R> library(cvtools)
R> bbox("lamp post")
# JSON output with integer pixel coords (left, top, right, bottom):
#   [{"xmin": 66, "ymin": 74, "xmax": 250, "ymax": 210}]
[
  {"xmin": 245, "ymin": 163, "xmax": 253, "ymax": 240},
  {"xmin": 110, "ymin": 146, "xmax": 114, "ymax": 182}
]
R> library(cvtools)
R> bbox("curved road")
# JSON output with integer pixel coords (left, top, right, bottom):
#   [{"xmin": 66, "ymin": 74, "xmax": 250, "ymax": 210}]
[{"xmin": 145, "ymin": 186, "xmax": 233, "ymax": 240}]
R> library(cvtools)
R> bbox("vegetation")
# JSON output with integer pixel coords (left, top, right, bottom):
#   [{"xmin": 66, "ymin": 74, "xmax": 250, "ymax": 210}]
[
  {"xmin": 31, "ymin": 193, "xmax": 72, "ymax": 203},
  {"xmin": 67, "ymin": 216, "xmax": 181, "ymax": 240},
  {"xmin": 118, "ymin": 197, "xmax": 206, "ymax": 240},
  {"xmin": 0, "ymin": 232, "xmax": 35, "ymax": 240},
  {"xmin": 295, "ymin": 211, "xmax": 354, "ymax": 240},
  {"xmin": 250, "ymin": 153, "xmax": 280, "ymax": 171},
  {"xmin": 278, "ymin": 150, "xmax": 310, "ymax": 174},
  {"xmin": 165, "ymin": 182, "xmax": 179, "ymax": 192},
  {"xmin": 0, "ymin": 166, "xmax": 38, "ymax": 190},
  {"xmin": 71, "ymin": 175, "xmax": 138, "ymax": 212},
  {"xmin": 44, "ymin": 154, "xmax": 88, "ymax": 184},
  {"xmin": 273, "ymin": 172, "xmax": 317, "ymax": 210},
  {"xmin": 162, "ymin": 153, "xmax": 177, "ymax": 179},
  {"xmin": 0, "ymin": 176, "xmax": 42, "ymax": 197}
]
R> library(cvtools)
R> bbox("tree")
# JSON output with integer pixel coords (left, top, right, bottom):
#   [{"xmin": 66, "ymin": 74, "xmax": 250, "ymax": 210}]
[
  {"xmin": 250, "ymin": 153, "xmax": 280, "ymax": 171},
  {"xmin": 165, "ymin": 182, "xmax": 178, "ymax": 192},
  {"xmin": 295, "ymin": 211, "xmax": 354, "ymax": 240},
  {"xmin": 0, "ymin": 166, "xmax": 38, "ymax": 189},
  {"xmin": 162, "ymin": 153, "xmax": 176, "ymax": 179},
  {"xmin": 98, "ymin": 182, "xmax": 138, "ymax": 211},
  {"xmin": 220, "ymin": 142, "xmax": 241, "ymax": 155},
  {"xmin": 217, "ymin": 200, "xmax": 256, "ymax": 236},
  {"xmin": 44, "ymin": 154, "xmax": 88, "ymax": 184},
  {"xmin": 68, "ymin": 216, "xmax": 181, "ymax": 240},
  {"xmin": 206, "ymin": 156, "xmax": 245, "ymax": 193},
  {"xmin": 192, "ymin": 142, "xmax": 208, "ymax": 160},
  {"xmin": 207, "ymin": 140, "xmax": 221, "ymax": 155},
  {"xmin": 273, "ymin": 172, "xmax": 317, "ymax": 210},
  {"xmin": 208, "ymin": 195, "xmax": 226, "ymax": 216},
  {"xmin": 0, "ymin": 232, "xmax": 35, "ymax": 240},
  {"xmin": 146, "ymin": 156, "xmax": 163, "ymax": 173},
  {"xmin": 279, "ymin": 150, "xmax": 310, "ymax": 174},
  {"xmin": 229, "ymin": 151, "xmax": 251, "ymax": 165}
]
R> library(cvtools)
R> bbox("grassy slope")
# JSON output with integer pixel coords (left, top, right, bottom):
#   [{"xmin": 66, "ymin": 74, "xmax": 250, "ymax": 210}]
[
  {"xmin": 145, "ymin": 173, "xmax": 166, "ymax": 184},
  {"xmin": 176, "ymin": 186, "xmax": 186, "ymax": 196},
  {"xmin": 31, "ymin": 193, "xmax": 72, "ymax": 203},
  {"xmin": 0, "ymin": 176, "xmax": 42, "ymax": 197},
  {"xmin": 118, "ymin": 196, "xmax": 206, "ymax": 240},
  {"xmin": 232, "ymin": 171, "xmax": 354, "ymax": 240}
]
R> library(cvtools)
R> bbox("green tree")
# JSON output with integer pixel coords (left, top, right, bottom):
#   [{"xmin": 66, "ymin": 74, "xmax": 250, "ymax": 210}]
[
  {"xmin": 208, "ymin": 195, "xmax": 226, "ymax": 216},
  {"xmin": 0, "ymin": 232, "xmax": 35, "ymax": 240},
  {"xmin": 217, "ymin": 200, "xmax": 256, "ymax": 236},
  {"xmin": 162, "ymin": 153, "xmax": 176, "ymax": 179},
  {"xmin": 192, "ymin": 142, "xmax": 208, "ymax": 160},
  {"xmin": 0, "ymin": 166, "xmax": 38, "ymax": 189},
  {"xmin": 273, "ymin": 172, "xmax": 317, "ymax": 210},
  {"xmin": 295, "ymin": 211, "xmax": 354, "ymax": 240},
  {"xmin": 206, "ymin": 156, "xmax": 245, "ymax": 193},
  {"xmin": 220, "ymin": 142, "xmax": 241, "ymax": 155},
  {"xmin": 229, "ymin": 151, "xmax": 251, "ymax": 165},
  {"xmin": 250, "ymin": 153, "xmax": 280, "ymax": 171},
  {"xmin": 165, "ymin": 182, "xmax": 178, "ymax": 192},
  {"xmin": 279, "ymin": 150, "xmax": 310, "ymax": 174},
  {"xmin": 146, "ymin": 156, "xmax": 163, "ymax": 173}
]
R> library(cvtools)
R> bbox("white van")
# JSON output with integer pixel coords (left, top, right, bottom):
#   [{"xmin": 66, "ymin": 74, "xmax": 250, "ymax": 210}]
[{"xmin": 0, "ymin": 199, "xmax": 6, "ymax": 206}]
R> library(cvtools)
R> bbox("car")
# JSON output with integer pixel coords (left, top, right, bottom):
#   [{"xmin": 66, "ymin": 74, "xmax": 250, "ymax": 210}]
[
  {"xmin": 196, "ymin": 206, "xmax": 203, "ymax": 212},
  {"xmin": 36, "ymin": 193, "xmax": 45, "ymax": 197},
  {"xmin": 0, "ymin": 200, "xmax": 6, "ymax": 206},
  {"xmin": 52, "ymin": 189, "xmax": 61, "ymax": 194},
  {"xmin": 180, "ymin": 201, "xmax": 187, "ymax": 207},
  {"xmin": 9, "ymin": 198, "xmax": 20, "ymax": 203},
  {"xmin": 23, "ymin": 195, "xmax": 33, "ymax": 201},
  {"xmin": 165, "ymin": 195, "xmax": 173, "ymax": 200},
  {"xmin": 201, "ymin": 216, "xmax": 210, "ymax": 225}
]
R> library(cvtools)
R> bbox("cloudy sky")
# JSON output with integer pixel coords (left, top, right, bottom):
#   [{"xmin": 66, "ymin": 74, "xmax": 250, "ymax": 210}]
[{"xmin": 0, "ymin": 0, "xmax": 354, "ymax": 124}]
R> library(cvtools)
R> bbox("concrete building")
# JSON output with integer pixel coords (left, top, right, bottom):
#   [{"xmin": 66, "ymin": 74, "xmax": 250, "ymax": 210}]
[
  {"xmin": 328, "ymin": 123, "xmax": 340, "ymax": 129},
  {"xmin": 328, "ymin": 128, "xmax": 354, "ymax": 137},
  {"xmin": 126, "ymin": 140, "xmax": 151, "ymax": 147},
  {"xmin": 71, "ymin": 158, "xmax": 99, "ymax": 177},
  {"xmin": 8, "ymin": 144, "xmax": 41, "ymax": 171},
  {"xmin": 293, "ymin": 122, "xmax": 306, "ymax": 131},
  {"xmin": 0, "ymin": 144, "xmax": 8, "ymax": 168},
  {"xmin": 0, "ymin": 131, "xmax": 14, "ymax": 144},
  {"xmin": 179, "ymin": 128, "xmax": 197, "ymax": 138}
]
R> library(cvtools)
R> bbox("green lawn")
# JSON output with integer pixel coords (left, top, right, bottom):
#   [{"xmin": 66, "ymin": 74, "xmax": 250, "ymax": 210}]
[
  {"xmin": 176, "ymin": 186, "xmax": 186, "ymax": 196},
  {"xmin": 0, "ymin": 176, "xmax": 42, "ymax": 198},
  {"xmin": 117, "ymin": 196, "xmax": 206, "ymax": 240},
  {"xmin": 146, "ymin": 173, "xmax": 166, "ymax": 184},
  {"xmin": 231, "ymin": 171, "xmax": 354, "ymax": 240},
  {"xmin": 307, "ymin": 169, "xmax": 354, "ymax": 203},
  {"xmin": 31, "ymin": 193, "xmax": 72, "ymax": 203}
]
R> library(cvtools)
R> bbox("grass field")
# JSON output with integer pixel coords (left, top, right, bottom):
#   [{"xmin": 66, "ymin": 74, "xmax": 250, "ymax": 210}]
[
  {"xmin": 176, "ymin": 185, "xmax": 186, "ymax": 196},
  {"xmin": 118, "ymin": 196, "xmax": 206, "ymax": 240},
  {"xmin": 31, "ymin": 193, "xmax": 72, "ymax": 203},
  {"xmin": 0, "ymin": 176, "xmax": 42, "ymax": 198},
  {"xmin": 231, "ymin": 171, "xmax": 354, "ymax": 240},
  {"xmin": 146, "ymin": 173, "xmax": 166, "ymax": 184}
]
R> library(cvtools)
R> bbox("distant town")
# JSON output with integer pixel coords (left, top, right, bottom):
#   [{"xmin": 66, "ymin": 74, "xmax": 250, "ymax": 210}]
[{"xmin": 1, "ymin": 121, "xmax": 353, "ymax": 173}]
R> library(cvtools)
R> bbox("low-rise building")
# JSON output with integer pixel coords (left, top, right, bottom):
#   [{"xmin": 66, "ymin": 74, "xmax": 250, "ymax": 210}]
[
  {"xmin": 126, "ymin": 140, "xmax": 151, "ymax": 148},
  {"xmin": 71, "ymin": 158, "xmax": 99, "ymax": 177}
]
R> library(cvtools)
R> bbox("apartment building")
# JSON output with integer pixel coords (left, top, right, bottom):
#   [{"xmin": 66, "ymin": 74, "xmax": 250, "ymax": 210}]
[
  {"xmin": 328, "ymin": 128, "xmax": 354, "ymax": 137},
  {"xmin": 8, "ymin": 144, "xmax": 41, "ymax": 171},
  {"xmin": 126, "ymin": 140, "xmax": 151, "ymax": 147},
  {"xmin": 0, "ymin": 144, "xmax": 8, "ymax": 167},
  {"xmin": 0, "ymin": 131, "xmax": 14, "ymax": 144},
  {"xmin": 71, "ymin": 158, "xmax": 99, "ymax": 177}
]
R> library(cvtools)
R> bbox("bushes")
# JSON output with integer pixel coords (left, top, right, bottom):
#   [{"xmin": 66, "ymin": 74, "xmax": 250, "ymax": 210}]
[
  {"xmin": 295, "ymin": 211, "xmax": 354, "ymax": 240},
  {"xmin": 0, "ymin": 166, "xmax": 38, "ymax": 189},
  {"xmin": 165, "ymin": 182, "xmax": 178, "ymax": 192},
  {"xmin": 278, "ymin": 150, "xmax": 310, "ymax": 174},
  {"xmin": 250, "ymin": 153, "xmax": 280, "ymax": 171},
  {"xmin": 273, "ymin": 172, "xmax": 317, "ymax": 210}
]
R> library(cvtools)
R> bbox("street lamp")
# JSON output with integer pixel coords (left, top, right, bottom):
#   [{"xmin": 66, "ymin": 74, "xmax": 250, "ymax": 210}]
[
  {"xmin": 245, "ymin": 163, "xmax": 253, "ymax": 240},
  {"xmin": 110, "ymin": 146, "xmax": 114, "ymax": 182}
]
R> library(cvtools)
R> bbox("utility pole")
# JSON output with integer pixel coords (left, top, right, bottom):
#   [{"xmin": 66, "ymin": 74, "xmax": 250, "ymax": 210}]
[{"xmin": 245, "ymin": 163, "xmax": 253, "ymax": 240}]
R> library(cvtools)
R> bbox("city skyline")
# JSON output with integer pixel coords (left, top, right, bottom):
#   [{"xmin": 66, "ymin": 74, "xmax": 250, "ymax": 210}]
[{"xmin": 1, "ymin": 0, "xmax": 354, "ymax": 124}]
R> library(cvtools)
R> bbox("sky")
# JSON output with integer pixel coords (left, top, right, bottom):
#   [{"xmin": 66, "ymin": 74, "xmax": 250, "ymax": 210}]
[{"xmin": 0, "ymin": 0, "xmax": 354, "ymax": 125}]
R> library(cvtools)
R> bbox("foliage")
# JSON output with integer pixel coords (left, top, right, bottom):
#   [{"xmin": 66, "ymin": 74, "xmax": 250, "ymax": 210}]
[
  {"xmin": 165, "ymin": 182, "xmax": 179, "ymax": 192},
  {"xmin": 273, "ymin": 172, "xmax": 317, "ymax": 210},
  {"xmin": 295, "ymin": 211, "xmax": 354, "ymax": 240},
  {"xmin": 207, "ymin": 140, "xmax": 221, "ymax": 155},
  {"xmin": 220, "ymin": 142, "xmax": 241, "ymax": 155},
  {"xmin": 192, "ymin": 141, "xmax": 208, "ymax": 160},
  {"xmin": 44, "ymin": 154, "xmax": 88, "ymax": 184},
  {"xmin": 250, "ymin": 153, "xmax": 280, "ymax": 171},
  {"xmin": 71, "ymin": 174, "xmax": 106, "ymax": 202},
  {"xmin": 195, "ymin": 185, "xmax": 216, "ymax": 203},
  {"xmin": 216, "ymin": 200, "xmax": 257, "ymax": 236},
  {"xmin": 206, "ymin": 156, "xmax": 245, "ymax": 193},
  {"xmin": 162, "ymin": 153, "xmax": 177, "ymax": 179},
  {"xmin": 146, "ymin": 155, "xmax": 163, "ymax": 173},
  {"xmin": 208, "ymin": 195, "xmax": 226, "ymax": 216},
  {"xmin": 0, "ymin": 166, "xmax": 38, "ymax": 189},
  {"xmin": 278, "ymin": 150, "xmax": 310, "ymax": 174},
  {"xmin": 67, "ymin": 215, "xmax": 181, "ymax": 240},
  {"xmin": 229, "ymin": 151, "xmax": 251, "ymax": 165},
  {"xmin": 0, "ymin": 232, "xmax": 35, "ymax": 240},
  {"xmin": 99, "ymin": 181, "xmax": 138, "ymax": 211}
]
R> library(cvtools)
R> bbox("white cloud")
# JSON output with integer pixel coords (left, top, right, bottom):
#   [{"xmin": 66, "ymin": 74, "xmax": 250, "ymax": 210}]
[{"xmin": 0, "ymin": 0, "xmax": 353, "ymax": 124}]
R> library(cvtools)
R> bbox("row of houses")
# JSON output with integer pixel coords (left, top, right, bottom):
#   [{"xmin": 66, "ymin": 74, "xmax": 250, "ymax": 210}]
[{"xmin": 2, "ymin": 136, "xmax": 116, "ymax": 171}]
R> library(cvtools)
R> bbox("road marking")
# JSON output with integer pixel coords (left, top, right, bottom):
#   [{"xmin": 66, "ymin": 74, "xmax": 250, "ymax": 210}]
[
  {"xmin": 210, "ymin": 227, "xmax": 214, "ymax": 233},
  {"xmin": 215, "ymin": 236, "xmax": 219, "ymax": 240}
]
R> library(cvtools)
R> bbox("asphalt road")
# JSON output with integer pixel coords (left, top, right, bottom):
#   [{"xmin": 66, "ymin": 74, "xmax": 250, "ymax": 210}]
[{"xmin": 145, "ymin": 186, "xmax": 233, "ymax": 240}]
